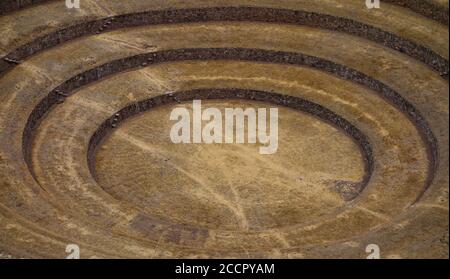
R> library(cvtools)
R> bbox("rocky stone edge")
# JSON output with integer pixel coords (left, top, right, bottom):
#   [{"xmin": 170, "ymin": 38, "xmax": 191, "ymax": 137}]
[
  {"xmin": 0, "ymin": 7, "xmax": 448, "ymax": 78},
  {"xmin": 1, "ymin": 0, "xmax": 448, "ymax": 24},
  {"xmin": 86, "ymin": 88, "xmax": 374, "ymax": 201},
  {"xmin": 384, "ymin": 0, "xmax": 449, "ymax": 25},
  {"xmin": 0, "ymin": 0, "xmax": 51, "ymax": 15},
  {"xmin": 20, "ymin": 48, "xmax": 437, "ymax": 204}
]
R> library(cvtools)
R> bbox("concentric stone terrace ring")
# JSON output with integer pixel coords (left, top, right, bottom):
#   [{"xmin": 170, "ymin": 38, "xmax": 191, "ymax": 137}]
[{"xmin": 0, "ymin": 0, "xmax": 448, "ymax": 259}]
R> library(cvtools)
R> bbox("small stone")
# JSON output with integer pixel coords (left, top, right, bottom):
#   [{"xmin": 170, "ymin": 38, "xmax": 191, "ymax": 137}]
[
  {"xmin": 334, "ymin": 181, "xmax": 363, "ymax": 201},
  {"xmin": 4, "ymin": 57, "xmax": 20, "ymax": 64}
]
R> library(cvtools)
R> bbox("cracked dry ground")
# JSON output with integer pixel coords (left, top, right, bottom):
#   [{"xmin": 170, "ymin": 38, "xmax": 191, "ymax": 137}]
[{"xmin": 0, "ymin": 0, "xmax": 448, "ymax": 258}]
